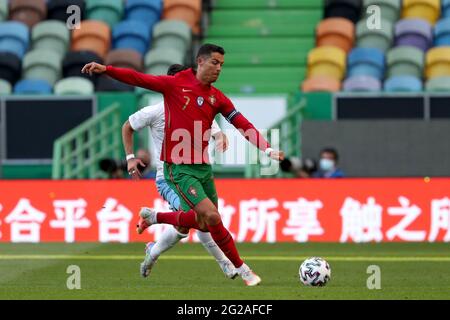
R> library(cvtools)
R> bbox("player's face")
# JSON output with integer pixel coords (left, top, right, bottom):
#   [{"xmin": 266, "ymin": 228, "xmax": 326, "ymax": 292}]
[{"xmin": 198, "ymin": 52, "xmax": 224, "ymax": 84}]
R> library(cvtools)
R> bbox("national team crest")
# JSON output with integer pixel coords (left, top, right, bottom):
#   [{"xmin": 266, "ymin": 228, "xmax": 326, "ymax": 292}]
[
  {"xmin": 188, "ymin": 186, "xmax": 198, "ymax": 197},
  {"xmin": 209, "ymin": 95, "xmax": 216, "ymax": 105},
  {"xmin": 197, "ymin": 96, "xmax": 204, "ymax": 107}
]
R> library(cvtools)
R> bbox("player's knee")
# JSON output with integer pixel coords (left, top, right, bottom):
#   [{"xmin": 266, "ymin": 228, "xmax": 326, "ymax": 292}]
[
  {"xmin": 176, "ymin": 226, "xmax": 189, "ymax": 235},
  {"xmin": 205, "ymin": 210, "xmax": 221, "ymax": 226}
]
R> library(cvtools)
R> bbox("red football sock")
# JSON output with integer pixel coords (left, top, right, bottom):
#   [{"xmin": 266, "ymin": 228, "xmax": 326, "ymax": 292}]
[
  {"xmin": 207, "ymin": 221, "xmax": 244, "ymax": 268},
  {"xmin": 156, "ymin": 209, "xmax": 200, "ymax": 229}
]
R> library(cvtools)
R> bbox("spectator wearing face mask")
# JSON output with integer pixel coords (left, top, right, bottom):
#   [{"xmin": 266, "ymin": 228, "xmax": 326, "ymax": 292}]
[{"xmin": 313, "ymin": 147, "xmax": 345, "ymax": 178}]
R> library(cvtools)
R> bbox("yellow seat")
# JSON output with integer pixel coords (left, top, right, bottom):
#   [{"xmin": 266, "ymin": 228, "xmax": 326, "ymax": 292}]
[
  {"xmin": 425, "ymin": 47, "xmax": 450, "ymax": 79},
  {"xmin": 403, "ymin": 0, "xmax": 441, "ymax": 25},
  {"xmin": 307, "ymin": 46, "xmax": 346, "ymax": 80}
]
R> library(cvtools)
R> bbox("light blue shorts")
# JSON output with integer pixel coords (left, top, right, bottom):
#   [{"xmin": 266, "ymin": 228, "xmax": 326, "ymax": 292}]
[{"xmin": 156, "ymin": 179, "xmax": 180, "ymax": 211}]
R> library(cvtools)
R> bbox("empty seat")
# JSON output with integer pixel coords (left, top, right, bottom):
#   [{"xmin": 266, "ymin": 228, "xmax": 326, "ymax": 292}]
[
  {"xmin": 163, "ymin": 0, "xmax": 201, "ymax": 34},
  {"xmin": 86, "ymin": 0, "xmax": 123, "ymax": 28},
  {"xmin": 125, "ymin": 0, "xmax": 162, "ymax": 29},
  {"xmin": 23, "ymin": 49, "xmax": 62, "ymax": 86},
  {"xmin": 302, "ymin": 76, "xmax": 341, "ymax": 92},
  {"xmin": 443, "ymin": 0, "xmax": 450, "ymax": 18},
  {"xmin": 0, "ymin": 0, "xmax": 8, "ymax": 22},
  {"xmin": 316, "ymin": 18, "xmax": 355, "ymax": 53},
  {"xmin": 96, "ymin": 75, "xmax": 134, "ymax": 92},
  {"xmin": 152, "ymin": 19, "xmax": 191, "ymax": 53},
  {"xmin": 402, "ymin": 0, "xmax": 440, "ymax": 25},
  {"xmin": 307, "ymin": 46, "xmax": 347, "ymax": 80},
  {"xmin": 0, "ymin": 78, "xmax": 12, "ymax": 94},
  {"xmin": 62, "ymin": 50, "xmax": 103, "ymax": 83},
  {"xmin": 347, "ymin": 47, "xmax": 385, "ymax": 80},
  {"xmin": 425, "ymin": 47, "xmax": 450, "ymax": 79},
  {"xmin": 9, "ymin": 0, "xmax": 47, "ymax": 28},
  {"xmin": 145, "ymin": 47, "xmax": 184, "ymax": 75},
  {"xmin": 356, "ymin": 18, "xmax": 393, "ymax": 52},
  {"xmin": 387, "ymin": 46, "xmax": 424, "ymax": 78},
  {"xmin": 324, "ymin": 0, "xmax": 362, "ymax": 24},
  {"xmin": 14, "ymin": 78, "xmax": 52, "ymax": 94},
  {"xmin": 363, "ymin": 0, "xmax": 401, "ymax": 23},
  {"xmin": 343, "ymin": 75, "xmax": 382, "ymax": 91},
  {"xmin": 0, "ymin": 21, "xmax": 29, "ymax": 59},
  {"xmin": 72, "ymin": 20, "xmax": 111, "ymax": 59},
  {"xmin": 425, "ymin": 76, "xmax": 450, "ymax": 91},
  {"xmin": 384, "ymin": 75, "xmax": 422, "ymax": 91},
  {"xmin": 0, "ymin": 52, "xmax": 21, "ymax": 84},
  {"xmin": 32, "ymin": 20, "xmax": 70, "ymax": 58},
  {"xmin": 54, "ymin": 76, "xmax": 94, "ymax": 95},
  {"xmin": 112, "ymin": 20, "xmax": 151, "ymax": 57},
  {"xmin": 47, "ymin": 0, "xmax": 86, "ymax": 22},
  {"xmin": 105, "ymin": 49, "xmax": 143, "ymax": 71},
  {"xmin": 394, "ymin": 18, "xmax": 432, "ymax": 52},
  {"xmin": 434, "ymin": 18, "xmax": 450, "ymax": 46}
]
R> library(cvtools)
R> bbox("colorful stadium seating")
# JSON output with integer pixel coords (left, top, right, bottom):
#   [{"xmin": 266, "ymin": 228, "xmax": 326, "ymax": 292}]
[
  {"xmin": 425, "ymin": 75, "xmax": 450, "ymax": 90},
  {"xmin": 125, "ymin": 0, "xmax": 162, "ymax": 30},
  {"xmin": 105, "ymin": 49, "xmax": 144, "ymax": 71},
  {"xmin": 22, "ymin": 48, "xmax": 62, "ymax": 86},
  {"xmin": 47, "ymin": 0, "xmax": 86, "ymax": 22},
  {"xmin": 32, "ymin": 20, "xmax": 70, "ymax": 59},
  {"xmin": 324, "ymin": 0, "xmax": 362, "ymax": 24},
  {"xmin": 112, "ymin": 20, "xmax": 152, "ymax": 56},
  {"xmin": 425, "ymin": 46, "xmax": 450, "ymax": 79},
  {"xmin": 402, "ymin": 0, "xmax": 441, "ymax": 25},
  {"xmin": 62, "ymin": 50, "xmax": 103, "ymax": 84},
  {"xmin": 86, "ymin": 0, "xmax": 123, "ymax": 28},
  {"xmin": 434, "ymin": 17, "xmax": 450, "ymax": 45},
  {"xmin": 302, "ymin": 76, "xmax": 341, "ymax": 92},
  {"xmin": 363, "ymin": 0, "xmax": 401, "ymax": 23},
  {"xmin": 0, "ymin": 52, "xmax": 21, "ymax": 85},
  {"xmin": 347, "ymin": 47, "xmax": 385, "ymax": 80},
  {"xmin": 163, "ymin": 0, "xmax": 201, "ymax": 34},
  {"xmin": 307, "ymin": 46, "xmax": 347, "ymax": 81},
  {"xmin": 343, "ymin": 75, "xmax": 382, "ymax": 91},
  {"xmin": 0, "ymin": 78, "xmax": 12, "ymax": 94},
  {"xmin": 71, "ymin": 20, "xmax": 111, "ymax": 59},
  {"xmin": 356, "ymin": 18, "xmax": 394, "ymax": 52},
  {"xmin": 14, "ymin": 78, "xmax": 52, "ymax": 94},
  {"xmin": 386, "ymin": 46, "xmax": 424, "ymax": 78},
  {"xmin": 443, "ymin": 0, "xmax": 450, "ymax": 18},
  {"xmin": 384, "ymin": 75, "xmax": 423, "ymax": 91},
  {"xmin": 152, "ymin": 19, "xmax": 191, "ymax": 53},
  {"xmin": 145, "ymin": 47, "xmax": 184, "ymax": 75},
  {"xmin": 316, "ymin": 18, "xmax": 355, "ymax": 53},
  {"xmin": 394, "ymin": 18, "xmax": 433, "ymax": 52},
  {"xmin": 54, "ymin": 76, "xmax": 94, "ymax": 95},
  {"xmin": 0, "ymin": 0, "xmax": 8, "ymax": 22},
  {"xmin": 9, "ymin": 0, "xmax": 47, "ymax": 28},
  {"xmin": 0, "ymin": 21, "xmax": 29, "ymax": 59}
]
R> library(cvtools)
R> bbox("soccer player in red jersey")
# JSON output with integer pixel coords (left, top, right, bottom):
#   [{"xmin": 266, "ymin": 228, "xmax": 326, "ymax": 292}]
[{"xmin": 82, "ymin": 44, "xmax": 285, "ymax": 286}]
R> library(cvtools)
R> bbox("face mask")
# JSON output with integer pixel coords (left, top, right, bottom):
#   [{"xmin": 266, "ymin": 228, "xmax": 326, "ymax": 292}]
[{"xmin": 320, "ymin": 158, "xmax": 335, "ymax": 172}]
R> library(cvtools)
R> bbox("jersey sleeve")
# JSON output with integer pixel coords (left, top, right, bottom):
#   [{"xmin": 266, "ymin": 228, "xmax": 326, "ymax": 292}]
[
  {"xmin": 129, "ymin": 105, "xmax": 160, "ymax": 131},
  {"xmin": 105, "ymin": 65, "xmax": 172, "ymax": 93},
  {"xmin": 210, "ymin": 119, "xmax": 221, "ymax": 136},
  {"xmin": 218, "ymin": 94, "xmax": 270, "ymax": 151}
]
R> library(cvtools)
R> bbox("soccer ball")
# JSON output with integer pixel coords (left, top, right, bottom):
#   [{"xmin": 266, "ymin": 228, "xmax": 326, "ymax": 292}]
[{"xmin": 299, "ymin": 257, "xmax": 331, "ymax": 287}]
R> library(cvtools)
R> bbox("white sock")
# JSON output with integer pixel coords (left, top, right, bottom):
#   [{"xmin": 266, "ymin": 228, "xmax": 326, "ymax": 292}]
[
  {"xmin": 150, "ymin": 226, "xmax": 187, "ymax": 259},
  {"xmin": 196, "ymin": 231, "xmax": 228, "ymax": 263}
]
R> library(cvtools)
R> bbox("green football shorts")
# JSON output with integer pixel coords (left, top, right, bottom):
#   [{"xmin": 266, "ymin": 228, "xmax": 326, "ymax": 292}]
[{"xmin": 164, "ymin": 163, "xmax": 218, "ymax": 211}]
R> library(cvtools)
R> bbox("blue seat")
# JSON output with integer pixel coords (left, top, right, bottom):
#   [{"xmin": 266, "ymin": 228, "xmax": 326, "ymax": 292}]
[
  {"xmin": 443, "ymin": 0, "xmax": 450, "ymax": 18},
  {"xmin": 347, "ymin": 47, "xmax": 385, "ymax": 80},
  {"xmin": 434, "ymin": 18, "xmax": 450, "ymax": 46},
  {"xmin": 125, "ymin": 0, "xmax": 162, "ymax": 29},
  {"xmin": 0, "ymin": 21, "xmax": 30, "ymax": 59},
  {"xmin": 14, "ymin": 79, "xmax": 52, "ymax": 94},
  {"xmin": 113, "ymin": 20, "xmax": 151, "ymax": 56},
  {"xmin": 384, "ymin": 75, "xmax": 422, "ymax": 92}
]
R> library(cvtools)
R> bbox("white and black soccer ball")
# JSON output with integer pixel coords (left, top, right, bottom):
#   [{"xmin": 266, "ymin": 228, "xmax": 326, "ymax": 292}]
[{"xmin": 299, "ymin": 257, "xmax": 331, "ymax": 287}]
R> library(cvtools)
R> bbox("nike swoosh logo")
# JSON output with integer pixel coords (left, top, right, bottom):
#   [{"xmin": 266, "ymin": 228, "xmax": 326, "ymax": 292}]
[{"xmin": 182, "ymin": 88, "xmax": 192, "ymax": 92}]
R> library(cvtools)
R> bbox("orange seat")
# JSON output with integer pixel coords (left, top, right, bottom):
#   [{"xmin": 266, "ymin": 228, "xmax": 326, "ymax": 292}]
[
  {"xmin": 163, "ymin": 0, "xmax": 201, "ymax": 34},
  {"xmin": 105, "ymin": 49, "xmax": 143, "ymax": 71},
  {"xmin": 9, "ymin": 0, "xmax": 47, "ymax": 28},
  {"xmin": 316, "ymin": 18, "xmax": 355, "ymax": 53},
  {"xmin": 302, "ymin": 76, "xmax": 341, "ymax": 92},
  {"xmin": 72, "ymin": 20, "xmax": 111, "ymax": 59}
]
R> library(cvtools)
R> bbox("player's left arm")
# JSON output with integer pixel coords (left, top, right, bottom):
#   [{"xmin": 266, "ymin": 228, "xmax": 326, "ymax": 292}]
[{"xmin": 211, "ymin": 119, "xmax": 229, "ymax": 152}]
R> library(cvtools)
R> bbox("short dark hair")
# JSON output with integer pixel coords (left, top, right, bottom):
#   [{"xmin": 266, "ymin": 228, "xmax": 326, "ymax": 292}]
[
  {"xmin": 320, "ymin": 147, "xmax": 339, "ymax": 162},
  {"xmin": 196, "ymin": 43, "xmax": 225, "ymax": 59},
  {"xmin": 167, "ymin": 64, "xmax": 189, "ymax": 76}
]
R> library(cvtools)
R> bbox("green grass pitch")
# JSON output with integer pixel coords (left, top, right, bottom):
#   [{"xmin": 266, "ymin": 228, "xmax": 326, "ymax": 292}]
[{"xmin": 0, "ymin": 243, "xmax": 449, "ymax": 300}]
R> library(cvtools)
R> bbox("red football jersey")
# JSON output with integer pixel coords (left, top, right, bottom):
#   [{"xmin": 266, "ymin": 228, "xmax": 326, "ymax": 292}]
[{"xmin": 106, "ymin": 66, "xmax": 270, "ymax": 164}]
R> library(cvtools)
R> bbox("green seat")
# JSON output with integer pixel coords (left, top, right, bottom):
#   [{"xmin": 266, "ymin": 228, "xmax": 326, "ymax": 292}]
[
  {"xmin": 363, "ymin": 0, "xmax": 401, "ymax": 23},
  {"xmin": 54, "ymin": 77, "xmax": 94, "ymax": 95},
  {"xmin": 356, "ymin": 19, "xmax": 393, "ymax": 52},
  {"xmin": 425, "ymin": 77, "xmax": 450, "ymax": 91},
  {"xmin": 207, "ymin": 23, "xmax": 316, "ymax": 38},
  {"xmin": 387, "ymin": 46, "xmax": 424, "ymax": 78},
  {"xmin": 0, "ymin": 78, "xmax": 11, "ymax": 94},
  {"xmin": 86, "ymin": 0, "xmax": 123, "ymax": 28},
  {"xmin": 225, "ymin": 51, "xmax": 308, "ymax": 67},
  {"xmin": 23, "ymin": 49, "xmax": 62, "ymax": 86},
  {"xmin": 0, "ymin": 0, "xmax": 8, "ymax": 22},
  {"xmin": 32, "ymin": 20, "xmax": 70, "ymax": 59},
  {"xmin": 214, "ymin": 0, "xmax": 323, "ymax": 9},
  {"xmin": 153, "ymin": 20, "xmax": 191, "ymax": 54},
  {"xmin": 145, "ymin": 47, "xmax": 184, "ymax": 76}
]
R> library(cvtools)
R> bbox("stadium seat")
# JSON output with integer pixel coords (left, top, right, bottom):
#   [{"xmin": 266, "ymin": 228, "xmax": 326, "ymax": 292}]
[
  {"xmin": 343, "ymin": 75, "xmax": 382, "ymax": 91},
  {"xmin": 363, "ymin": 0, "xmax": 401, "ymax": 23},
  {"xmin": 96, "ymin": 75, "xmax": 134, "ymax": 92},
  {"xmin": 324, "ymin": 0, "xmax": 362, "ymax": 24},
  {"xmin": 112, "ymin": 20, "xmax": 151, "ymax": 57},
  {"xmin": 384, "ymin": 75, "xmax": 423, "ymax": 91},
  {"xmin": 62, "ymin": 50, "xmax": 103, "ymax": 83},
  {"xmin": 152, "ymin": 19, "xmax": 191, "ymax": 54},
  {"xmin": 86, "ymin": 0, "xmax": 123, "ymax": 28},
  {"xmin": 0, "ymin": 0, "xmax": 8, "ymax": 22},
  {"xmin": 0, "ymin": 78, "xmax": 12, "ymax": 94},
  {"xmin": 47, "ymin": 0, "xmax": 86, "ymax": 22},
  {"xmin": 163, "ymin": 0, "xmax": 201, "ymax": 34},
  {"xmin": 402, "ymin": 0, "xmax": 441, "ymax": 25},
  {"xmin": 23, "ymin": 49, "xmax": 62, "ymax": 86},
  {"xmin": 54, "ymin": 77, "xmax": 94, "ymax": 95},
  {"xmin": 316, "ymin": 18, "xmax": 355, "ymax": 53},
  {"xmin": 307, "ymin": 46, "xmax": 347, "ymax": 80},
  {"xmin": 425, "ymin": 76, "xmax": 450, "ymax": 91},
  {"xmin": 72, "ymin": 20, "xmax": 111, "ymax": 59},
  {"xmin": 425, "ymin": 47, "xmax": 450, "ymax": 79},
  {"xmin": 145, "ymin": 47, "xmax": 184, "ymax": 75},
  {"xmin": 0, "ymin": 52, "xmax": 21, "ymax": 85},
  {"xmin": 9, "ymin": 0, "xmax": 47, "ymax": 28},
  {"xmin": 386, "ymin": 46, "xmax": 424, "ymax": 78},
  {"xmin": 105, "ymin": 49, "xmax": 143, "ymax": 71},
  {"xmin": 32, "ymin": 20, "xmax": 70, "ymax": 59},
  {"xmin": 302, "ymin": 76, "xmax": 341, "ymax": 92},
  {"xmin": 14, "ymin": 78, "xmax": 52, "ymax": 94},
  {"xmin": 213, "ymin": 0, "xmax": 322, "ymax": 9},
  {"xmin": 347, "ymin": 47, "xmax": 385, "ymax": 80},
  {"xmin": 356, "ymin": 18, "xmax": 393, "ymax": 52},
  {"xmin": 443, "ymin": 0, "xmax": 450, "ymax": 18},
  {"xmin": 394, "ymin": 18, "xmax": 433, "ymax": 52},
  {"xmin": 0, "ymin": 21, "xmax": 29, "ymax": 59},
  {"xmin": 434, "ymin": 18, "xmax": 450, "ymax": 46},
  {"xmin": 125, "ymin": 0, "xmax": 162, "ymax": 29}
]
